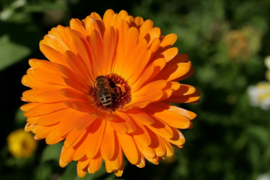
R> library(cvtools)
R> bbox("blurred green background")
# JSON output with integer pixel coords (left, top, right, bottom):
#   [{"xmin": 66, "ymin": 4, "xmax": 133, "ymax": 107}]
[{"xmin": 1, "ymin": 0, "xmax": 270, "ymax": 179}]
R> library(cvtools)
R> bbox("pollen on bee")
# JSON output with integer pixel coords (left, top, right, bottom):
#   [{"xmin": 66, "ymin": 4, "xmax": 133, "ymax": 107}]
[{"xmin": 91, "ymin": 74, "xmax": 131, "ymax": 111}]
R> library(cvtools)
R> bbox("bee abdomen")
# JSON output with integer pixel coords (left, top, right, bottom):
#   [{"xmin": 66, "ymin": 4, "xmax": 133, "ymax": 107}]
[
  {"xmin": 100, "ymin": 95, "xmax": 112, "ymax": 108},
  {"xmin": 99, "ymin": 88, "xmax": 112, "ymax": 108}
]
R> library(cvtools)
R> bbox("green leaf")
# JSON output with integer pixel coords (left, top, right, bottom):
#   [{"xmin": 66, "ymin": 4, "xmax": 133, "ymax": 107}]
[
  {"xmin": 14, "ymin": 108, "xmax": 26, "ymax": 127},
  {"xmin": 24, "ymin": 2, "xmax": 67, "ymax": 12},
  {"xmin": 34, "ymin": 163, "xmax": 53, "ymax": 180},
  {"xmin": 41, "ymin": 142, "xmax": 63, "ymax": 163},
  {"xmin": 59, "ymin": 161, "xmax": 77, "ymax": 180},
  {"xmin": 246, "ymin": 126, "xmax": 270, "ymax": 147},
  {"xmin": 60, "ymin": 161, "xmax": 107, "ymax": 180},
  {"xmin": 0, "ymin": 34, "xmax": 31, "ymax": 70}
]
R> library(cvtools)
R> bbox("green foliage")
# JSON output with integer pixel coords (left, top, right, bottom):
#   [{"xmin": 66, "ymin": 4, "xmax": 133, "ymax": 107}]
[
  {"xmin": 2, "ymin": 0, "xmax": 270, "ymax": 180},
  {"xmin": 41, "ymin": 142, "xmax": 62, "ymax": 163}
]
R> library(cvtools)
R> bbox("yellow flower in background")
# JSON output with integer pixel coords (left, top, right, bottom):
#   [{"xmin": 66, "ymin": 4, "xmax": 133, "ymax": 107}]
[
  {"xmin": 7, "ymin": 129, "xmax": 37, "ymax": 158},
  {"xmin": 247, "ymin": 56, "xmax": 270, "ymax": 110}
]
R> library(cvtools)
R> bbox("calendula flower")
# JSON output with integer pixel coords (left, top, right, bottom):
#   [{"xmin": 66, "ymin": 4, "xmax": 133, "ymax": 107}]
[
  {"xmin": 21, "ymin": 9, "xmax": 200, "ymax": 177},
  {"xmin": 7, "ymin": 129, "xmax": 37, "ymax": 158},
  {"xmin": 247, "ymin": 56, "xmax": 270, "ymax": 110}
]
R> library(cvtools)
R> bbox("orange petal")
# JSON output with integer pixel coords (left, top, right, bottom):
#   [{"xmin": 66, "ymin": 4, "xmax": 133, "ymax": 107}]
[
  {"xmin": 165, "ymin": 53, "xmax": 190, "ymax": 68},
  {"xmin": 36, "ymin": 108, "xmax": 73, "ymax": 126},
  {"xmin": 134, "ymin": 16, "xmax": 144, "ymax": 27},
  {"xmin": 136, "ymin": 153, "xmax": 146, "ymax": 168},
  {"xmin": 64, "ymin": 128, "xmax": 86, "ymax": 148},
  {"xmin": 145, "ymin": 58, "xmax": 167, "ymax": 82},
  {"xmin": 156, "ymin": 33, "xmax": 177, "ymax": 55},
  {"xmin": 154, "ymin": 47, "xmax": 178, "ymax": 62},
  {"xmin": 116, "ymin": 112, "xmax": 137, "ymax": 133},
  {"xmin": 85, "ymin": 120, "xmax": 106, "ymax": 158},
  {"xmin": 42, "ymin": 34, "xmax": 68, "ymax": 55},
  {"xmin": 24, "ymin": 102, "xmax": 68, "ymax": 117},
  {"xmin": 88, "ymin": 156, "xmax": 102, "ymax": 174},
  {"xmin": 103, "ymin": 26, "xmax": 116, "ymax": 75},
  {"xmin": 58, "ymin": 64, "xmax": 89, "ymax": 92},
  {"xmin": 65, "ymin": 50, "xmax": 93, "ymax": 84},
  {"xmin": 60, "ymin": 88, "xmax": 89, "ymax": 101},
  {"xmin": 131, "ymin": 121, "xmax": 151, "ymax": 146},
  {"xmin": 29, "ymin": 69, "xmax": 66, "ymax": 86},
  {"xmin": 127, "ymin": 111, "xmax": 154, "ymax": 125},
  {"xmin": 40, "ymin": 45, "xmax": 67, "ymax": 66},
  {"xmin": 72, "ymin": 101, "xmax": 95, "ymax": 113},
  {"xmin": 73, "ymin": 114, "xmax": 96, "ymax": 130},
  {"xmin": 131, "ymin": 90, "xmax": 164, "ymax": 105},
  {"xmin": 132, "ymin": 80, "xmax": 167, "ymax": 96},
  {"xmin": 112, "ymin": 20, "xmax": 129, "ymax": 75},
  {"xmin": 165, "ymin": 89, "xmax": 201, "ymax": 103},
  {"xmin": 46, "ymin": 129, "xmax": 64, "ymax": 144},
  {"xmin": 109, "ymin": 119, "xmax": 128, "ymax": 134},
  {"xmin": 35, "ymin": 125, "xmax": 56, "ymax": 140},
  {"xmin": 147, "ymin": 104, "xmax": 191, "ymax": 129},
  {"xmin": 120, "ymin": 27, "xmax": 139, "ymax": 76},
  {"xmin": 35, "ymin": 60, "xmax": 65, "ymax": 76},
  {"xmin": 70, "ymin": 18, "xmax": 88, "ymax": 38},
  {"xmin": 100, "ymin": 123, "xmax": 116, "ymax": 160},
  {"xmin": 130, "ymin": 62, "xmax": 155, "ymax": 92},
  {"xmin": 103, "ymin": 9, "xmax": 115, "ymax": 29},
  {"xmin": 123, "ymin": 39, "xmax": 148, "ymax": 80},
  {"xmin": 149, "ymin": 38, "xmax": 160, "ymax": 58},
  {"xmin": 136, "ymin": 138, "xmax": 156, "ymax": 159},
  {"xmin": 55, "ymin": 111, "xmax": 85, "ymax": 137},
  {"xmin": 77, "ymin": 169, "xmax": 87, "ymax": 178},
  {"xmin": 145, "ymin": 27, "xmax": 161, "ymax": 46},
  {"xmin": 139, "ymin": 20, "xmax": 153, "ymax": 40},
  {"xmin": 160, "ymin": 137, "xmax": 174, "ymax": 157},
  {"xmin": 69, "ymin": 35, "xmax": 92, "ymax": 77},
  {"xmin": 77, "ymin": 156, "xmax": 89, "ymax": 171},
  {"xmin": 21, "ymin": 103, "xmax": 39, "ymax": 112},
  {"xmin": 89, "ymin": 30, "xmax": 104, "ymax": 76},
  {"xmin": 119, "ymin": 10, "xmax": 128, "ymax": 19},
  {"xmin": 128, "ymin": 49, "xmax": 152, "ymax": 86},
  {"xmin": 114, "ymin": 169, "xmax": 124, "ymax": 177},
  {"xmin": 60, "ymin": 146, "xmax": 75, "ymax": 164},
  {"xmin": 144, "ymin": 115, "xmax": 174, "ymax": 139},
  {"xmin": 24, "ymin": 123, "xmax": 34, "ymax": 132},
  {"xmin": 90, "ymin": 12, "xmax": 105, "ymax": 36},
  {"xmin": 168, "ymin": 129, "xmax": 185, "ymax": 146},
  {"xmin": 22, "ymin": 89, "xmax": 49, "ymax": 102},
  {"xmin": 27, "ymin": 117, "xmax": 39, "ymax": 124},
  {"xmin": 35, "ymin": 91, "xmax": 69, "ymax": 103},
  {"xmin": 154, "ymin": 61, "xmax": 192, "ymax": 81},
  {"xmin": 73, "ymin": 134, "xmax": 88, "ymax": 161},
  {"xmin": 28, "ymin": 58, "xmax": 39, "ymax": 68},
  {"xmin": 85, "ymin": 16, "xmax": 102, "ymax": 38},
  {"xmin": 155, "ymin": 102, "xmax": 197, "ymax": 120},
  {"xmin": 117, "ymin": 133, "xmax": 141, "ymax": 165},
  {"xmin": 22, "ymin": 74, "xmax": 62, "ymax": 89},
  {"xmin": 154, "ymin": 136, "xmax": 167, "ymax": 157}
]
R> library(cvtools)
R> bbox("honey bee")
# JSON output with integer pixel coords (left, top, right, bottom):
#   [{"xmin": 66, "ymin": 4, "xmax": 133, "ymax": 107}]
[{"xmin": 94, "ymin": 76, "xmax": 117, "ymax": 108}]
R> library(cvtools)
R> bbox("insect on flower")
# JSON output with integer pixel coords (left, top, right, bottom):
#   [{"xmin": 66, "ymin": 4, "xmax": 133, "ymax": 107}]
[{"xmin": 21, "ymin": 9, "xmax": 200, "ymax": 177}]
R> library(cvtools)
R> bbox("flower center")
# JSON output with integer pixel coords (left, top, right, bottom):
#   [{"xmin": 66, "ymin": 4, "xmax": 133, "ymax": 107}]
[{"xmin": 91, "ymin": 74, "xmax": 131, "ymax": 111}]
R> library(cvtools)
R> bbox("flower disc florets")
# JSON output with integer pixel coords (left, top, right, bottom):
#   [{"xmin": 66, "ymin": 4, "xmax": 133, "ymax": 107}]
[{"xmin": 91, "ymin": 74, "xmax": 131, "ymax": 111}]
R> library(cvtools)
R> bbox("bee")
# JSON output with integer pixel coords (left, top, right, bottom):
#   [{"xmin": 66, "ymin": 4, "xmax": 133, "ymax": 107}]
[{"xmin": 94, "ymin": 76, "xmax": 117, "ymax": 108}]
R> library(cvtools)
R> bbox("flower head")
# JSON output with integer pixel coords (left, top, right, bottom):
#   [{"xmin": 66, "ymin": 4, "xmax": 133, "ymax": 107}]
[
  {"xmin": 21, "ymin": 9, "xmax": 200, "ymax": 177},
  {"xmin": 7, "ymin": 129, "xmax": 37, "ymax": 158},
  {"xmin": 247, "ymin": 56, "xmax": 270, "ymax": 110}
]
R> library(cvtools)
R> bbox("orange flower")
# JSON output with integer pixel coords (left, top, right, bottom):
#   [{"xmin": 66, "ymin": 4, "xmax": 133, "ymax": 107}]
[{"xmin": 21, "ymin": 9, "xmax": 200, "ymax": 177}]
